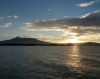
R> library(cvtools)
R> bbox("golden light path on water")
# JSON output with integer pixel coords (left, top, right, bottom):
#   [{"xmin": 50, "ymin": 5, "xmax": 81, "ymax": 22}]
[{"xmin": 64, "ymin": 45, "xmax": 82, "ymax": 71}]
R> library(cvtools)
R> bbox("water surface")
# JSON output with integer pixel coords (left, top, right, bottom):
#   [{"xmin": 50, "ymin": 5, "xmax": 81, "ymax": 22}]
[{"xmin": 0, "ymin": 46, "xmax": 100, "ymax": 79}]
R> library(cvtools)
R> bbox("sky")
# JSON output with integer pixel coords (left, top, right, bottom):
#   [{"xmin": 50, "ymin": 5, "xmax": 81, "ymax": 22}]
[{"xmin": 0, "ymin": 0, "xmax": 100, "ymax": 43}]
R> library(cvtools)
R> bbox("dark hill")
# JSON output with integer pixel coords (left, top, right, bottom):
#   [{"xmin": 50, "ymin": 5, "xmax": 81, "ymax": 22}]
[
  {"xmin": 0, "ymin": 37, "xmax": 51, "ymax": 46},
  {"xmin": 0, "ymin": 37, "xmax": 100, "ymax": 46}
]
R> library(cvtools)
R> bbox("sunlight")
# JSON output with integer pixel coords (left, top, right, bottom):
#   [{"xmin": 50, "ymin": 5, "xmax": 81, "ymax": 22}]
[
  {"xmin": 59, "ymin": 35, "xmax": 80, "ymax": 44},
  {"xmin": 64, "ymin": 45, "xmax": 82, "ymax": 71},
  {"xmin": 67, "ymin": 36, "xmax": 79, "ymax": 43}
]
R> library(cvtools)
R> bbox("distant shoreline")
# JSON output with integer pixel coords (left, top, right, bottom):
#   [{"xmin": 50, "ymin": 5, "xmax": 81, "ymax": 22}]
[
  {"xmin": 0, "ymin": 43, "xmax": 100, "ymax": 46},
  {"xmin": 0, "ymin": 37, "xmax": 100, "ymax": 46}
]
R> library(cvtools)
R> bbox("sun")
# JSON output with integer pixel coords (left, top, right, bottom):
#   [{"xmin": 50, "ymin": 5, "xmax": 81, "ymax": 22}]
[
  {"xmin": 59, "ymin": 35, "xmax": 80, "ymax": 44},
  {"xmin": 68, "ymin": 36, "xmax": 79, "ymax": 43}
]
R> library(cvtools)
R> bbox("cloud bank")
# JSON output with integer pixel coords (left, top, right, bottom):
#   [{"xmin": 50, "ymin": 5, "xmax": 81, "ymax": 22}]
[
  {"xmin": 24, "ymin": 10, "xmax": 100, "ymax": 31},
  {"xmin": 23, "ymin": 10, "xmax": 100, "ymax": 43}
]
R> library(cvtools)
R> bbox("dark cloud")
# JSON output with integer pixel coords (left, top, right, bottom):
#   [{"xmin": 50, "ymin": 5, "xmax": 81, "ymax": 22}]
[{"xmin": 24, "ymin": 10, "xmax": 100, "ymax": 31}]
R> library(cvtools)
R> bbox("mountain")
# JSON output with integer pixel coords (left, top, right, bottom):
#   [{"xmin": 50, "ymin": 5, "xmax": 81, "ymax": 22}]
[
  {"xmin": 0, "ymin": 37, "xmax": 100, "ymax": 46},
  {"xmin": 0, "ymin": 37, "xmax": 52, "ymax": 46},
  {"xmin": 56, "ymin": 42, "xmax": 100, "ymax": 46},
  {"xmin": 78, "ymin": 42, "xmax": 100, "ymax": 46}
]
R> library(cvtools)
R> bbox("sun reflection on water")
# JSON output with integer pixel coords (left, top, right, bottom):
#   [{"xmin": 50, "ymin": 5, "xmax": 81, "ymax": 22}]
[{"xmin": 65, "ymin": 45, "xmax": 82, "ymax": 70}]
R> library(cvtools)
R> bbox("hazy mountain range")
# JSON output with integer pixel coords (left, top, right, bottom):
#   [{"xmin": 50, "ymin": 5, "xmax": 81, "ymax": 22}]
[{"xmin": 0, "ymin": 37, "xmax": 100, "ymax": 46}]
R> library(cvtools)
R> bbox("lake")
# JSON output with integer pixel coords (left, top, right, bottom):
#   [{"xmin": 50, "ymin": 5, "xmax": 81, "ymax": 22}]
[{"xmin": 0, "ymin": 46, "xmax": 100, "ymax": 79}]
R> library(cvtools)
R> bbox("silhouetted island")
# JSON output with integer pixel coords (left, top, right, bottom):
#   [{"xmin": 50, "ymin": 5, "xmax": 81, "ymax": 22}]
[
  {"xmin": 0, "ymin": 37, "xmax": 100, "ymax": 46},
  {"xmin": 0, "ymin": 37, "xmax": 51, "ymax": 46}
]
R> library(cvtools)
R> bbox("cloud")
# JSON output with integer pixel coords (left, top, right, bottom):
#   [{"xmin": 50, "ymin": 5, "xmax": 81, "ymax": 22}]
[
  {"xmin": 76, "ymin": 0, "xmax": 98, "ymax": 7},
  {"xmin": 7, "ymin": 15, "xmax": 18, "ymax": 19},
  {"xmin": 47, "ymin": 6, "xmax": 61, "ymax": 12},
  {"xmin": 48, "ymin": 8, "xmax": 52, "ymax": 12},
  {"xmin": 5, "ymin": 23, "xmax": 12, "ymax": 27},
  {"xmin": 79, "ymin": 13, "xmax": 91, "ymax": 18},
  {"xmin": 7, "ymin": 16, "xmax": 12, "ymax": 18},
  {"xmin": 0, "ymin": 22, "xmax": 12, "ymax": 27},
  {"xmin": 29, "ymin": 33, "xmax": 63, "ymax": 43},
  {"xmin": 80, "ymin": 10, "xmax": 100, "ymax": 18},
  {"xmin": 64, "ymin": 16, "xmax": 68, "ymax": 18},
  {"xmin": 13, "ymin": 15, "xmax": 18, "ymax": 19},
  {"xmin": 24, "ymin": 10, "xmax": 100, "ymax": 29},
  {"xmin": 0, "ymin": 15, "xmax": 18, "ymax": 28},
  {"xmin": 0, "ymin": 17, "xmax": 4, "ymax": 20},
  {"xmin": 23, "ymin": 10, "xmax": 100, "ymax": 42},
  {"xmin": 0, "ymin": 15, "xmax": 19, "ymax": 20}
]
